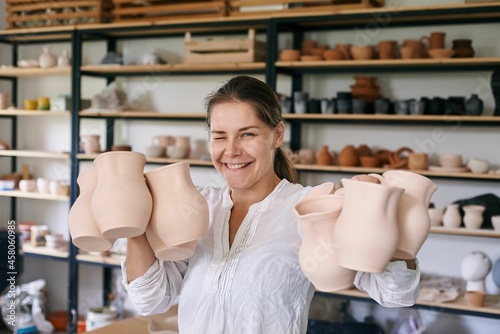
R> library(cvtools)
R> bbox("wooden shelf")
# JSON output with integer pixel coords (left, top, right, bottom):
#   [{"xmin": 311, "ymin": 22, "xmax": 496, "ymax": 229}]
[
  {"xmin": 0, "ymin": 26, "xmax": 74, "ymax": 42},
  {"xmin": 22, "ymin": 243, "xmax": 69, "ymax": 259},
  {"xmin": 0, "ymin": 109, "xmax": 70, "ymax": 116},
  {"xmin": 79, "ymin": 110, "xmax": 206, "ymax": 119},
  {"xmin": 76, "ymin": 253, "xmax": 124, "ymax": 267},
  {"xmin": 0, "ymin": 150, "xmax": 69, "ymax": 159},
  {"xmin": 0, "ymin": 66, "xmax": 71, "ymax": 77},
  {"xmin": 77, "ymin": 153, "xmax": 214, "ymax": 167},
  {"xmin": 80, "ymin": 62, "xmax": 266, "ymax": 75},
  {"xmin": 327, "ymin": 289, "xmax": 500, "ymax": 317},
  {"xmin": 0, "ymin": 189, "xmax": 69, "ymax": 201},
  {"xmin": 430, "ymin": 226, "xmax": 500, "ymax": 238}
]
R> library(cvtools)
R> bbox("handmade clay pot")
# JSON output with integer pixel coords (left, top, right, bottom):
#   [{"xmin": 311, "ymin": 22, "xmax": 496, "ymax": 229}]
[
  {"xmin": 92, "ymin": 151, "xmax": 152, "ymax": 238},
  {"xmin": 335, "ymin": 43, "xmax": 351, "ymax": 60},
  {"xmin": 442, "ymin": 203, "xmax": 462, "ymax": 228},
  {"xmin": 452, "ymin": 39, "xmax": 475, "ymax": 58},
  {"xmin": 295, "ymin": 193, "xmax": 356, "ymax": 292},
  {"xmin": 403, "ymin": 39, "xmax": 426, "ymax": 58},
  {"xmin": 378, "ymin": 40, "xmax": 398, "ymax": 59},
  {"xmin": 338, "ymin": 145, "xmax": 358, "ymax": 167},
  {"xmin": 145, "ymin": 162, "xmax": 209, "ymax": 260},
  {"xmin": 428, "ymin": 207, "xmax": 445, "ymax": 226},
  {"xmin": 316, "ymin": 145, "xmax": 332, "ymax": 166},
  {"xmin": 80, "ymin": 134, "xmax": 101, "ymax": 154},
  {"xmin": 421, "ymin": 32, "xmax": 446, "ymax": 50},
  {"xmin": 399, "ymin": 46, "xmax": 415, "ymax": 59},
  {"xmin": 408, "ymin": 152, "xmax": 429, "ymax": 170},
  {"xmin": 0, "ymin": 93, "xmax": 10, "ymax": 109},
  {"xmin": 279, "ymin": 49, "xmax": 301, "ymax": 61},
  {"xmin": 461, "ymin": 251, "xmax": 492, "ymax": 292},
  {"xmin": 145, "ymin": 224, "xmax": 198, "ymax": 262},
  {"xmin": 39, "ymin": 46, "xmax": 57, "ymax": 68},
  {"xmin": 68, "ymin": 167, "xmax": 115, "ymax": 252},
  {"xmin": 332, "ymin": 178, "xmax": 404, "ymax": 272},
  {"xmin": 57, "ymin": 50, "xmax": 71, "ymax": 67},
  {"xmin": 370, "ymin": 170, "xmax": 437, "ymax": 259},
  {"xmin": 350, "ymin": 45, "xmax": 374, "ymax": 60},
  {"xmin": 462, "ymin": 205, "xmax": 486, "ymax": 229}
]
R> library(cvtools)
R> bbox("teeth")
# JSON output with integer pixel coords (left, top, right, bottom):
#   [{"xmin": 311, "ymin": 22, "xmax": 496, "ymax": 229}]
[{"xmin": 226, "ymin": 163, "xmax": 248, "ymax": 169}]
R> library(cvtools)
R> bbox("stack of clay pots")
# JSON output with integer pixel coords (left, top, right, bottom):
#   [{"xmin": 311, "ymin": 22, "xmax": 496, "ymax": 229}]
[
  {"xmin": 295, "ymin": 171, "xmax": 437, "ymax": 293},
  {"xmin": 68, "ymin": 151, "xmax": 209, "ymax": 261},
  {"xmin": 350, "ymin": 76, "xmax": 381, "ymax": 102}
]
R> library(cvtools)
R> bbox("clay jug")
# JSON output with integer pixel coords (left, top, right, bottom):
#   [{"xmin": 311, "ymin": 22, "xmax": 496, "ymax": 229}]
[
  {"xmin": 338, "ymin": 145, "xmax": 358, "ymax": 167},
  {"xmin": 68, "ymin": 167, "xmax": 115, "ymax": 252},
  {"xmin": 316, "ymin": 145, "xmax": 333, "ymax": 166},
  {"xmin": 378, "ymin": 40, "xmax": 398, "ymax": 59},
  {"xmin": 421, "ymin": 32, "xmax": 446, "ymax": 50},
  {"xmin": 333, "ymin": 178, "xmax": 404, "ymax": 273},
  {"xmin": 295, "ymin": 193, "xmax": 356, "ymax": 292},
  {"xmin": 403, "ymin": 39, "xmax": 426, "ymax": 58},
  {"xmin": 145, "ymin": 162, "xmax": 209, "ymax": 260},
  {"xmin": 145, "ymin": 224, "xmax": 198, "ymax": 261},
  {"xmin": 442, "ymin": 203, "xmax": 462, "ymax": 228},
  {"xmin": 92, "ymin": 151, "xmax": 152, "ymax": 238},
  {"xmin": 370, "ymin": 171, "xmax": 437, "ymax": 260}
]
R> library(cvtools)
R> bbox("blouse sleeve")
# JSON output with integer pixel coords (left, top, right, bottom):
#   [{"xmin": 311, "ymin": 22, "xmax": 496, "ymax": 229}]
[
  {"xmin": 121, "ymin": 259, "xmax": 188, "ymax": 315},
  {"xmin": 353, "ymin": 259, "xmax": 421, "ymax": 308}
]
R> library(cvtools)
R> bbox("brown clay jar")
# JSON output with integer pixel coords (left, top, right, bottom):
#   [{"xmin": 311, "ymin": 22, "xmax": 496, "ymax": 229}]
[
  {"xmin": 338, "ymin": 145, "xmax": 358, "ymax": 166},
  {"xmin": 452, "ymin": 39, "xmax": 475, "ymax": 58},
  {"xmin": 316, "ymin": 145, "xmax": 332, "ymax": 166}
]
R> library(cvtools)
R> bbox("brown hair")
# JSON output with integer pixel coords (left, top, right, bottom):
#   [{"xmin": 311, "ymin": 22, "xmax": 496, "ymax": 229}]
[{"xmin": 205, "ymin": 75, "xmax": 298, "ymax": 183}]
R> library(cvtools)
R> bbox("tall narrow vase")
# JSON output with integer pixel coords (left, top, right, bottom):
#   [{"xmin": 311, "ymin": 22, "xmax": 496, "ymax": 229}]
[
  {"xmin": 295, "ymin": 193, "xmax": 356, "ymax": 292},
  {"xmin": 92, "ymin": 152, "xmax": 152, "ymax": 238},
  {"xmin": 145, "ymin": 162, "xmax": 209, "ymax": 261},
  {"xmin": 333, "ymin": 178, "xmax": 404, "ymax": 273},
  {"xmin": 370, "ymin": 171, "xmax": 437, "ymax": 259},
  {"xmin": 68, "ymin": 167, "xmax": 115, "ymax": 252}
]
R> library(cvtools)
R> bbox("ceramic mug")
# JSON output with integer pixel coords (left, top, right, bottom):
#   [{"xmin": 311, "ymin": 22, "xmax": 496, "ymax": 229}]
[{"xmin": 408, "ymin": 152, "xmax": 429, "ymax": 170}]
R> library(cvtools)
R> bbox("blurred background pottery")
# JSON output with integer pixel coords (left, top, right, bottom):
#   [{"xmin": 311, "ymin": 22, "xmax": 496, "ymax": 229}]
[
  {"xmin": 461, "ymin": 251, "xmax": 491, "ymax": 292},
  {"xmin": 323, "ymin": 49, "xmax": 344, "ymax": 61},
  {"xmin": 421, "ymin": 32, "xmax": 446, "ymax": 50},
  {"xmin": 462, "ymin": 205, "xmax": 485, "ymax": 229},
  {"xmin": 19, "ymin": 179, "xmax": 36, "ymax": 192},
  {"xmin": 439, "ymin": 154, "xmax": 463, "ymax": 168},
  {"xmin": 428, "ymin": 48, "xmax": 455, "ymax": 59},
  {"xmin": 80, "ymin": 134, "xmax": 101, "ymax": 154},
  {"xmin": 39, "ymin": 46, "xmax": 57, "ymax": 68},
  {"xmin": 399, "ymin": 46, "xmax": 415, "ymax": 59},
  {"xmin": 350, "ymin": 45, "xmax": 374, "ymax": 60},
  {"xmin": 145, "ymin": 145, "xmax": 165, "ymax": 158},
  {"xmin": 428, "ymin": 207, "xmax": 445, "ymax": 226},
  {"xmin": 442, "ymin": 203, "xmax": 461, "ymax": 228},
  {"xmin": 467, "ymin": 158, "xmax": 489, "ymax": 174},
  {"xmin": 378, "ymin": 40, "xmax": 397, "ymax": 59},
  {"xmin": 280, "ymin": 49, "xmax": 300, "ymax": 61},
  {"xmin": 452, "ymin": 39, "xmax": 475, "ymax": 58}
]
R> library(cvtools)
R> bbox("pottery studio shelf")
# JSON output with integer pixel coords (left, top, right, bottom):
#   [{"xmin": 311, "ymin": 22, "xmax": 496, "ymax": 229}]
[
  {"xmin": 0, "ymin": 150, "xmax": 70, "ymax": 159},
  {"xmin": 0, "ymin": 189, "xmax": 69, "ymax": 201},
  {"xmin": 79, "ymin": 110, "xmax": 206, "ymax": 120},
  {"xmin": 22, "ymin": 243, "xmax": 69, "ymax": 261},
  {"xmin": 323, "ymin": 289, "xmax": 500, "ymax": 318},
  {"xmin": 0, "ymin": 109, "xmax": 70, "ymax": 116},
  {"xmin": 77, "ymin": 153, "xmax": 214, "ymax": 167},
  {"xmin": 76, "ymin": 253, "xmax": 124, "ymax": 268},
  {"xmin": 430, "ymin": 226, "xmax": 500, "ymax": 238},
  {"xmin": 0, "ymin": 66, "xmax": 71, "ymax": 78}
]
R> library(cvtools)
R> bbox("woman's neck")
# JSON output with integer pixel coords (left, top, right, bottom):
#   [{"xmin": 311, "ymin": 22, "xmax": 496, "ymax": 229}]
[{"xmin": 230, "ymin": 175, "xmax": 281, "ymax": 208}]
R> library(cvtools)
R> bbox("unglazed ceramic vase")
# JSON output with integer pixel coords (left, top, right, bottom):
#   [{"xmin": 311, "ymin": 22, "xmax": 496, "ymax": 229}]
[
  {"xmin": 145, "ymin": 162, "xmax": 209, "ymax": 261},
  {"xmin": 80, "ymin": 134, "xmax": 101, "ymax": 154},
  {"xmin": 461, "ymin": 251, "xmax": 492, "ymax": 292},
  {"xmin": 442, "ymin": 203, "xmax": 461, "ymax": 228},
  {"xmin": 92, "ymin": 151, "xmax": 152, "ymax": 238},
  {"xmin": 295, "ymin": 193, "xmax": 355, "ymax": 292},
  {"xmin": 333, "ymin": 178, "xmax": 404, "ymax": 273},
  {"xmin": 145, "ymin": 224, "xmax": 198, "ymax": 262},
  {"xmin": 68, "ymin": 167, "xmax": 115, "ymax": 252},
  {"xmin": 369, "ymin": 170, "xmax": 437, "ymax": 259},
  {"xmin": 463, "ymin": 205, "xmax": 486, "ymax": 229}
]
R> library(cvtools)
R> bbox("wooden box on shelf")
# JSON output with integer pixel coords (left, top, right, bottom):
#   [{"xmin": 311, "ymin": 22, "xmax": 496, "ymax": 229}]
[
  {"xmin": 184, "ymin": 29, "xmax": 266, "ymax": 64},
  {"xmin": 5, "ymin": 0, "xmax": 112, "ymax": 29},
  {"xmin": 111, "ymin": 0, "xmax": 227, "ymax": 23},
  {"xmin": 227, "ymin": 0, "xmax": 384, "ymax": 17}
]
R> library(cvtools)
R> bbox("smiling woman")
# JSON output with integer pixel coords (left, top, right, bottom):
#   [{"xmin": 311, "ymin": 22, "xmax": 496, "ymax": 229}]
[{"xmin": 122, "ymin": 75, "xmax": 421, "ymax": 334}]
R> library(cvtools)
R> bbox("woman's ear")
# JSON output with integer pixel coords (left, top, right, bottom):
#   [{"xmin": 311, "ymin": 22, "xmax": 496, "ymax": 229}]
[{"xmin": 274, "ymin": 121, "xmax": 285, "ymax": 148}]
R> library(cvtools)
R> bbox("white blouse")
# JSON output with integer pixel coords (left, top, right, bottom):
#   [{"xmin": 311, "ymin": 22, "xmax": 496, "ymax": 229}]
[{"xmin": 122, "ymin": 179, "xmax": 420, "ymax": 334}]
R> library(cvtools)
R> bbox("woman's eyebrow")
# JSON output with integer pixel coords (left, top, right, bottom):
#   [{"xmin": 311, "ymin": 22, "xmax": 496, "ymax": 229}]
[{"xmin": 211, "ymin": 126, "xmax": 260, "ymax": 134}]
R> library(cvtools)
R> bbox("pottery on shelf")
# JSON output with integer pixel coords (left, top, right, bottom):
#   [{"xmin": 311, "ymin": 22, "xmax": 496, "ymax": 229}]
[
  {"xmin": 378, "ymin": 40, "xmax": 398, "ymax": 59},
  {"xmin": 332, "ymin": 178, "xmax": 404, "ymax": 272},
  {"xmin": 145, "ymin": 162, "xmax": 209, "ymax": 261},
  {"xmin": 338, "ymin": 145, "xmax": 358, "ymax": 167},
  {"xmin": 80, "ymin": 134, "xmax": 101, "ymax": 154},
  {"xmin": 403, "ymin": 39, "xmax": 426, "ymax": 58},
  {"xmin": 92, "ymin": 151, "xmax": 152, "ymax": 239},
  {"xmin": 350, "ymin": 45, "xmax": 374, "ymax": 60},
  {"xmin": 420, "ymin": 32, "xmax": 446, "ymax": 50},
  {"xmin": 462, "ymin": 205, "xmax": 486, "ymax": 229},
  {"xmin": 461, "ymin": 251, "xmax": 492, "ymax": 292},
  {"xmin": 279, "ymin": 49, "xmax": 300, "ymax": 61},
  {"xmin": 428, "ymin": 48, "xmax": 455, "ymax": 59},
  {"xmin": 57, "ymin": 50, "xmax": 71, "ymax": 67},
  {"xmin": 295, "ymin": 192, "xmax": 356, "ymax": 292},
  {"xmin": 316, "ymin": 145, "xmax": 333, "ymax": 166},
  {"xmin": 68, "ymin": 167, "xmax": 115, "ymax": 252},
  {"xmin": 370, "ymin": 170, "xmax": 437, "ymax": 259},
  {"xmin": 39, "ymin": 46, "xmax": 57, "ymax": 68},
  {"xmin": 428, "ymin": 207, "xmax": 445, "ymax": 226},
  {"xmin": 452, "ymin": 39, "xmax": 475, "ymax": 58},
  {"xmin": 442, "ymin": 203, "xmax": 462, "ymax": 228}
]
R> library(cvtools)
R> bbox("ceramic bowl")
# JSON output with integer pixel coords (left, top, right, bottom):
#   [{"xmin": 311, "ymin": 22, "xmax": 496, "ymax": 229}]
[
  {"xmin": 323, "ymin": 49, "xmax": 345, "ymax": 61},
  {"xmin": 439, "ymin": 154, "xmax": 463, "ymax": 168},
  {"xmin": 145, "ymin": 145, "xmax": 166, "ymax": 158},
  {"xmin": 467, "ymin": 158, "xmax": 490, "ymax": 174},
  {"xmin": 279, "ymin": 49, "xmax": 300, "ymax": 61},
  {"xmin": 428, "ymin": 48, "xmax": 455, "ymax": 59},
  {"xmin": 350, "ymin": 45, "xmax": 374, "ymax": 60}
]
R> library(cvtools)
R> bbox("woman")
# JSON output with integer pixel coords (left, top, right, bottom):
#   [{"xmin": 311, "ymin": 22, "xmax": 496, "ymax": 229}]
[{"xmin": 122, "ymin": 76, "xmax": 420, "ymax": 333}]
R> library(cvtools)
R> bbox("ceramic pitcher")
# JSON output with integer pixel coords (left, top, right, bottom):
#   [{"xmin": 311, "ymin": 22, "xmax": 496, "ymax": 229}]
[
  {"xmin": 68, "ymin": 167, "xmax": 115, "ymax": 252},
  {"xmin": 295, "ymin": 192, "xmax": 356, "ymax": 292},
  {"xmin": 332, "ymin": 178, "xmax": 404, "ymax": 273},
  {"xmin": 145, "ymin": 162, "xmax": 209, "ymax": 260},
  {"xmin": 92, "ymin": 151, "xmax": 152, "ymax": 238},
  {"xmin": 370, "ymin": 170, "xmax": 437, "ymax": 260}
]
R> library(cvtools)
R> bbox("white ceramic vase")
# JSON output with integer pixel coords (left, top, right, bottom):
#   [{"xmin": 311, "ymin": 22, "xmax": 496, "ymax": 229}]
[
  {"xmin": 92, "ymin": 151, "xmax": 152, "ymax": 238},
  {"xmin": 39, "ymin": 46, "xmax": 57, "ymax": 68},
  {"xmin": 442, "ymin": 203, "xmax": 462, "ymax": 228},
  {"xmin": 462, "ymin": 205, "xmax": 486, "ymax": 229},
  {"xmin": 370, "ymin": 170, "xmax": 437, "ymax": 259},
  {"xmin": 68, "ymin": 167, "xmax": 115, "ymax": 252},
  {"xmin": 145, "ymin": 162, "xmax": 209, "ymax": 261},
  {"xmin": 295, "ymin": 192, "xmax": 356, "ymax": 292},
  {"xmin": 333, "ymin": 178, "xmax": 404, "ymax": 273},
  {"xmin": 461, "ymin": 251, "xmax": 492, "ymax": 292}
]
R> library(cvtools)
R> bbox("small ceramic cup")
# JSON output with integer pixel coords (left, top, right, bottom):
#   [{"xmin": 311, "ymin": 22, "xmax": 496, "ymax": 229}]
[
  {"xmin": 465, "ymin": 291, "xmax": 486, "ymax": 307},
  {"xmin": 467, "ymin": 158, "xmax": 490, "ymax": 174},
  {"xmin": 19, "ymin": 179, "xmax": 37, "ymax": 192},
  {"xmin": 408, "ymin": 152, "xmax": 429, "ymax": 170},
  {"xmin": 439, "ymin": 154, "xmax": 463, "ymax": 168}
]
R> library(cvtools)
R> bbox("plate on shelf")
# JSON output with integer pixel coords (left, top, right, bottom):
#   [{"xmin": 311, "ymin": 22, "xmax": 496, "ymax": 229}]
[{"xmin": 428, "ymin": 165, "xmax": 468, "ymax": 173}]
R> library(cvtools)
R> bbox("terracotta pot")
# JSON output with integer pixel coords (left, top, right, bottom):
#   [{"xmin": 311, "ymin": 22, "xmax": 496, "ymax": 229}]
[
  {"xmin": 370, "ymin": 170, "xmax": 437, "ymax": 259},
  {"xmin": 279, "ymin": 49, "xmax": 301, "ymax": 61},
  {"xmin": 323, "ymin": 49, "xmax": 344, "ymax": 61},
  {"xmin": 301, "ymin": 39, "xmax": 317, "ymax": 55},
  {"xmin": 338, "ymin": 145, "xmax": 358, "ymax": 167},
  {"xmin": 350, "ymin": 45, "xmax": 374, "ymax": 60},
  {"xmin": 408, "ymin": 152, "xmax": 429, "ymax": 170},
  {"xmin": 452, "ymin": 39, "xmax": 475, "ymax": 58},
  {"xmin": 400, "ymin": 46, "xmax": 415, "ymax": 59},
  {"xmin": 403, "ymin": 39, "xmax": 426, "ymax": 58},
  {"xmin": 316, "ymin": 145, "xmax": 332, "ymax": 166},
  {"xmin": 68, "ymin": 167, "xmax": 115, "ymax": 252},
  {"xmin": 465, "ymin": 291, "xmax": 486, "ymax": 307},
  {"xmin": 335, "ymin": 43, "xmax": 351, "ymax": 60},
  {"xmin": 359, "ymin": 155, "xmax": 380, "ymax": 168},
  {"xmin": 333, "ymin": 178, "xmax": 404, "ymax": 272},
  {"xmin": 421, "ymin": 32, "xmax": 446, "ymax": 50},
  {"xmin": 145, "ymin": 162, "xmax": 209, "ymax": 260},
  {"xmin": 295, "ymin": 193, "xmax": 356, "ymax": 292},
  {"xmin": 92, "ymin": 151, "xmax": 152, "ymax": 238},
  {"xmin": 378, "ymin": 40, "xmax": 398, "ymax": 59}
]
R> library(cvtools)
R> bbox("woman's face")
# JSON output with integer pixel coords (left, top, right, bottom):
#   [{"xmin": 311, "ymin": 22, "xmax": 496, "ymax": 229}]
[{"xmin": 209, "ymin": 101, "xmax": 284, "ymax": 192}]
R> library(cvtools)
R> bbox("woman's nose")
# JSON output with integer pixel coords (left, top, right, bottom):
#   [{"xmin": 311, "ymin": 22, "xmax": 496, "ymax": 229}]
[{"xmin": 224, "ymin": 139, "xmax": 241, "ymax": 156}]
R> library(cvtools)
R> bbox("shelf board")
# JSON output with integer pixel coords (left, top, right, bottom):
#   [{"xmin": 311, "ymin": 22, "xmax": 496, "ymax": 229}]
[
  {"xmin": 0, "ymin": 189, "xmax": 69, "ymax": 201},
  {"xmin": 79, "ymin": 110, "xmax": 206, "ymax": 120},
  {"xmin": 77, "ymin": 153, "xmax": 214, "ymax": 167},
  {"xmin": 0, "ymin": 66, "xmax": 71, "ymax": 77},
  {"xmin": 430, "ymin": 226, "xmax": 500, "ymax": 238},
  {"xmin": 0, "ymin": 150, "xmax": 69, "ymax": 159},
  {"xmin": 326, "ymin": 289, "xmax": 500, "ymax": 317},
  {"xmin": 0, "ymin": 109, "xmax": 70, "ymax": 116},
  {"xmin": 76, "ymin": 253, "xmax": 123, "ymax": 267},
  {"xmin": 80, "ymin": 62, "xmax": 266, "ymax": 75},
  {"xmin": 22, "ymin": 243, "xmax": 69, "ymax": 259},
  {"xmin": 0, "ymin": 26, "xmax": 74, "ymax": 42}
]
